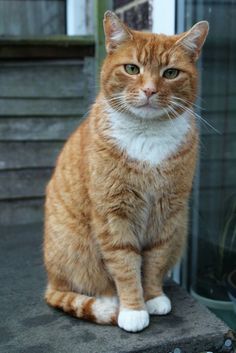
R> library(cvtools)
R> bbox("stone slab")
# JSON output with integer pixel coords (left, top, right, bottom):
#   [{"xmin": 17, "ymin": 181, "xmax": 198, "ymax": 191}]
[{"xmin": 0, "ymin": 223, "xmax": 230, "ymax": 353}]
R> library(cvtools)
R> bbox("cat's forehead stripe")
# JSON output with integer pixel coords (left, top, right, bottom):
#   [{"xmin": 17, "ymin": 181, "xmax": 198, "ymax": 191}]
[{"xmin": 135, "ymin": 35, "xmax": 176, "ymax": 67}]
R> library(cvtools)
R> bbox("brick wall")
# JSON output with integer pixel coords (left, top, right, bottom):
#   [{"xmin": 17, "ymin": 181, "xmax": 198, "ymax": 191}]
[{"xmin": 114, "ymin": 0, "xmax": 152, "ymax": 30}]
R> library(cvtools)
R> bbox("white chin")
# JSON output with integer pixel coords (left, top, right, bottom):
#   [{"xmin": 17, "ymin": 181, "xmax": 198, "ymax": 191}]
[{"xmin": 128, "ymin": 105, "xmax": 165, "ymax": 120}]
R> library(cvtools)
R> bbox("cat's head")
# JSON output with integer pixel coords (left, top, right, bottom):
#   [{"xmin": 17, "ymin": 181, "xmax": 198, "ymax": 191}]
[{"xmin": 101, "ymin": 11, "xmax": 209, "ymax": 120}]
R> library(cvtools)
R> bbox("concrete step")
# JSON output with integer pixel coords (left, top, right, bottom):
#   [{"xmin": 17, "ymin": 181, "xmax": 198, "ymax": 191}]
[{"xmin": 0, "ymin": 223, "xmax": 231, "ymax": 353}]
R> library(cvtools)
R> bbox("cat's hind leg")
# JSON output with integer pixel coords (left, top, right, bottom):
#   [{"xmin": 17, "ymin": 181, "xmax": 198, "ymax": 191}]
[{"xmin": 45, "ymin": 284, "xmax": 119, "ymax": 325}]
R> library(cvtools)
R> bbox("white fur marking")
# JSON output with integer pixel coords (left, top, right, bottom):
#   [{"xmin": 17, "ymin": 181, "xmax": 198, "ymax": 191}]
[
  {"xmin": 118, "ymin": 308, "xmax": 149, "ymax": 332},
  {"xmin": 146, "ymin": 294, "xmax": 171, "ymax": 315},
  {"xmin": 76, "ymin": 296, "xmax": 86, "ymax": 307},
  {"xmin": 92, "ymin": 296, "xmax": 118, "ymax": 323},
  {"xmin": 111, "ymin": 29, "xmax": 127, "ymax": 42},
  {"xmin": 108, "ymin": 109, "xmax": 190, "ymax": 166},
  {"xmin": 182, "ymin": 29, "xmax": 201, "ymax": 51},
  {"xmin": 74, "ymin": 296, "xmax": 87, "ymax": 316}
]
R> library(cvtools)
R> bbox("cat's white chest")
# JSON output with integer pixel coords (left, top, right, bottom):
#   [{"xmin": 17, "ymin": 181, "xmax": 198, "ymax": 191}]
[{"xmin": 108, "ymin": 110, "xmax": 191, "ymax": 166}]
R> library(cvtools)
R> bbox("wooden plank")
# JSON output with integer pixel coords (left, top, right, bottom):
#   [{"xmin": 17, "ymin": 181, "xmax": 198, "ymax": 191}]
[
  {"xmin": 0, "ymin": 98, "xmax": 87, "ymax": 116},
  {"xmin": 0, "ymin": 0, "xmax": 65, "ymax": 36},
  {"xmin": 0, "ymin": 141, "xmax": 63, "ymax": 170},
  {"xmin": 0, "ymin": 168, "xmax": 53, "ymax": 200},
  {"xmin": 0, "ymin": 61, "xmax": 86, "ymax": 98},
  {"xmin": 94, "ymin": 0, "xmax": 113, "ymax": 90},
  {"xmin": 0, "ymin": 198, "xmax": 44, "ymax": 225},
  {"xmin": 0, "ymin": 43, "xmax": 95, "ymax": 59},
  {"xmin": 0, "ymin": 35, "xmax": 95, "ymax": 46},
  {"xmin": 83, "ymin": 57, "xmax": 96, "ymax": 104},
  {"xmin": 0, "ymin": 116, "xmax": 82, "ymax": 141},
  {"xmin": 87, "ymin": 0, "xmax": 95, "ymax": 35}
]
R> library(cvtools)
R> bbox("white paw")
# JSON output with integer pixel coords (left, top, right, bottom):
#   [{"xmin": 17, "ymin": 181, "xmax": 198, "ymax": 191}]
[
  {"xmin": 146, "ymin": 294, "xmax": 171, "ymax": 315},
  {"xmin": 118, "ymin": 308, "xmax": 149, "ymax": 332}
]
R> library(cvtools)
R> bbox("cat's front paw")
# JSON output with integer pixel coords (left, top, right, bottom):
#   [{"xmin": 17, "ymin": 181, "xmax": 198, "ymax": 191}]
[
  {"xmin": 146, "ymin": 294, "xmax": 171, "ymax": 315},
  {"xmin": 118, "ymin": 308, "xmax": 149, "ymax": 332}
]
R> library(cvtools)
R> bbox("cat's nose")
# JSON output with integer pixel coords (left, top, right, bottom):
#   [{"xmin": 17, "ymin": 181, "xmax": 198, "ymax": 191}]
[{"xmin": 142, "ymin": 88, "xmax": 157, "ymax": 97}]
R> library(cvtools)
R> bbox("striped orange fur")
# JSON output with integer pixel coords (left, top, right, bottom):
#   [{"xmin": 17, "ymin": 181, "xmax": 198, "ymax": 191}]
[{"xmin": 44, "ymin": 12, "xmax": 209, "ymax": 332}]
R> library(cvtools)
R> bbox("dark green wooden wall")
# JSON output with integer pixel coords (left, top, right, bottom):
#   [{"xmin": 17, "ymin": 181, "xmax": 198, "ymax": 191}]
[
  {"xmin": 0, "ymin": 0, "xmax": 65, "ymax": 36},
  {"xmin": 0, "ymin": 57, "xmax": 95, "ymax": 225}
]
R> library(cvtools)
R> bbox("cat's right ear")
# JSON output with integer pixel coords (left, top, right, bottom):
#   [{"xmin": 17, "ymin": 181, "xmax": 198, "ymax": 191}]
[{"xmin": 103, "ymin": 11, "xmax": 133, "ymax": 53}]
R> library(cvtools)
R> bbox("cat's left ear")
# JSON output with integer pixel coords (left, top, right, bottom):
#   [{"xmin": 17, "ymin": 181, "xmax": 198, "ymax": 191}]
[
  {"xmin": 176, "ymin": 21, "xmax": 209, "ymax": 60},
  {"xmin": 103, "ymin": 11, "xmax": 133, "ymax": 53}
]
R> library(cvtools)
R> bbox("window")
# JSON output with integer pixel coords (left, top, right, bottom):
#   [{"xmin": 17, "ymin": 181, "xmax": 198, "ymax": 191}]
[
  {"xmin": 0, "ymin": 0, "xmax": 94, "ymax": 37},
  {"xmin": 180, "ymin": 0, "xmax": 236, "ymax": 329}
]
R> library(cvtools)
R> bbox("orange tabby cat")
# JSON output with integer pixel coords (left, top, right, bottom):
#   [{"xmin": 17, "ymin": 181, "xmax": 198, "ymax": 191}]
[{"xmin": 44, "ymin": 11, "xmax": 209, "ymax": 332}]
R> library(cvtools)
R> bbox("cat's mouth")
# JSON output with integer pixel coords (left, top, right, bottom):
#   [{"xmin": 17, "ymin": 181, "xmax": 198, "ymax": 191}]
[
  {"xmin": 133, "ymin": 101, "xmax": 160, "ymax": 111},
  {"xmin": 138, "ymin": 102, "xmax": 156, "ymax": 109},
  {"xmin": 127, "ymin": 102, "xmax": 167, "ymax": 120},
  {"xmin": 132, "ymin": 96, "xmax": 161, "ymax": 110}
]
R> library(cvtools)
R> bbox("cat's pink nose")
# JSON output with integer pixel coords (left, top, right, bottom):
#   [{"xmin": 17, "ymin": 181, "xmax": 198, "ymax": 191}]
[{"xmin": 142, "ymin": 88, "xmax": 157, "ymax": 97}]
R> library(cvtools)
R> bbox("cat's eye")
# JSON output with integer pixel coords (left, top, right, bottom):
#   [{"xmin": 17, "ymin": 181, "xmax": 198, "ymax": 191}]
[
  {"xmin": 163, "ymin": 68, "xmax": 179, "ymax": 79},
  {"xmin": 124, "ymin": 64, "xmax": 140, "ymax": 75}
]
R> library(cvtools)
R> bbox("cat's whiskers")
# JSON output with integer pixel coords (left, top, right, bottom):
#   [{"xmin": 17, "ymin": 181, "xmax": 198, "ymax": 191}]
[
  {"xmin": 162, "ymin": 106, "xmax": 175, "ymax": 128},
  {"xmin": 107, "ymin": 101, "xmax": 127, "ymax": 111},
  {"xmin": 104, "ymin": 97, "xmax": 129, "ymax": 115},
  {"xmin": 169, "ymin": 99, "xmax": 199, "ymax": 118},
  {"xmin": 172, "ymin": 96, "xmax": 204, "ymax": 111},
  {"xmin": 108, "ymin": 92, "xmax": 168, "ymax": 116},
  {"xmin": 172, "ymin": 102, "xmax": 214, "ymax": 134},
  {"xmin": 169, "ymin": 100, "xmax": 221, "ymax": 134},
  {"xmin": 105, "ymin": 94, "xmax": 124, "ymax": 104},
  {"xmin": 166, "ymin": 105, "xmax": 183, "ymax": 127}
]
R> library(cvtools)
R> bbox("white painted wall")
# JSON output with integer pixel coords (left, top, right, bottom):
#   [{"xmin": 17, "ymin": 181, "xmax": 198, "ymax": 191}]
[
  {"xmin": 152, "ymin": 0, "xmax": 176, "ymax": 35},
  {"xmin": 66, "ymin": 0, "xmax": 94, "ymax": 35},
  {"xmin": 152, "ymin": 0, "xmax": 181, "ymax": 283}
]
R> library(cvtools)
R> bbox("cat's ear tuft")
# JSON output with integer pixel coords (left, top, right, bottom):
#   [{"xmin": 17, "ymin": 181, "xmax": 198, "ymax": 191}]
[
  {"xmin": 176, "ymin": 21, "xmax": 209, "ymax": 60},
  {"xmin": 103, "ymin": 11, "xmax": 133, "ymax": 53}
]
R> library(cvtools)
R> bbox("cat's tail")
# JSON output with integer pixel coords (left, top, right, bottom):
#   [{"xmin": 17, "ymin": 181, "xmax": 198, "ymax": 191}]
[{"xmin": 45, "ymin": 285, "xmax": 118, "ymax": 325}]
